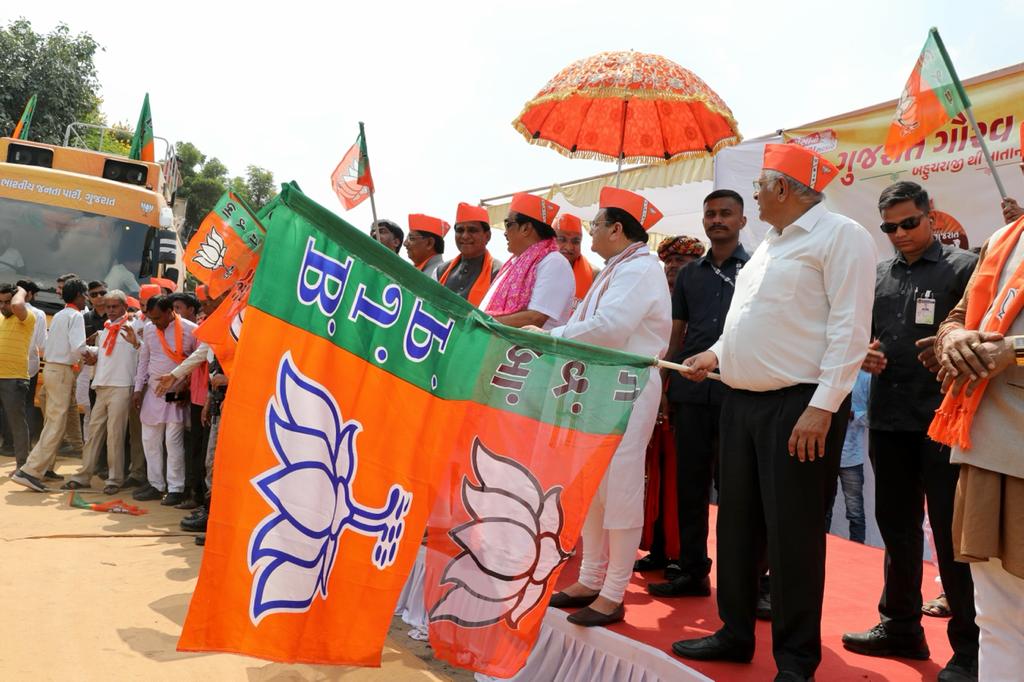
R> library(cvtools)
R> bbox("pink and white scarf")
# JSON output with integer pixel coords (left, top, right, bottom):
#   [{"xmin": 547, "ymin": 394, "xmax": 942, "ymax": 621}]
[{"xmin": 484, "ymin": 238, "xmax": 558, "ymax": 316}]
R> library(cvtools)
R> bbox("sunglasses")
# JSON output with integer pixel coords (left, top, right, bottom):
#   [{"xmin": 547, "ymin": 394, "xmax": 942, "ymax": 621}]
[
  {"xmin": 90, "ymin": 290, "xmax": 108, "ymax": 297},
  {"xmin": 880, "ymin": 214, "xmax": 927, "ymax": 234}
]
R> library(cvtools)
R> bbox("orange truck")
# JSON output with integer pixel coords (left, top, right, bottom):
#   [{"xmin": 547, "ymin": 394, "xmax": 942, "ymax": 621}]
[{"xmin": 0, "ymin": 134, "xmax": 180, "ymax": 315}]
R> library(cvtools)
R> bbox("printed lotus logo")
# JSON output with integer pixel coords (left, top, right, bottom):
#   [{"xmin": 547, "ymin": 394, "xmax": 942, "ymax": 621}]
[
  {"xmin": 247, "ymin": 353, "xmax": 412, "ymax": 624},
  {"xmin": 428, "ymin": 439, "xmax": 571, "ymax": 629},
  {"xmin": 192, "ymin": 228, "xmax": 229, "ymax": 272},
  {"xmin": 140, "ymin": 201, "xmax": 154, "ymax": 215}
]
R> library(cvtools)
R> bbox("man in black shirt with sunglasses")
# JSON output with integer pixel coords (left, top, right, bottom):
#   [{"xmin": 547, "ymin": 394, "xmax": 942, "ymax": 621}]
[{"xmin": 843, "ymin": 181, "xmax": 979, "ymax": 682}]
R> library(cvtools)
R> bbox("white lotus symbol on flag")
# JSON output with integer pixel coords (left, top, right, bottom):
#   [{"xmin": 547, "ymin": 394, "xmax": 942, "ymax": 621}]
[
  {"xmin": 192, "ymin": 228, "xmax": 227, "ymax": 271},
  {"xmin": 247, "ymin": 353, "xmax": 412, "ymax": 624},
  {"xmin": 428, "ymin": 438, "xmax": 571, "ymax": 629}
]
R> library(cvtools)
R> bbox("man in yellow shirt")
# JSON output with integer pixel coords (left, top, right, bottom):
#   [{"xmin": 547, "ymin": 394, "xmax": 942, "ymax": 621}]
[{"xmin": 0, "ymin": 284, "xmax": 36, "ymax": 467}]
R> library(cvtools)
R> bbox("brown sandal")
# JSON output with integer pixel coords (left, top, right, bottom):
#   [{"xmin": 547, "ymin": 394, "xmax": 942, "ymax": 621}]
[{"xmin": 922, "ymin": 593, "xmax": 951, "ymax": 618}]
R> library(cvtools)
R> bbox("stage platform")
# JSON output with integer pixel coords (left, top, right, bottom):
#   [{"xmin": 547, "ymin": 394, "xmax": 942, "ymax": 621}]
[{"xmin": 480, "ymin": 506, "xmax": 953, "ymax": 682}]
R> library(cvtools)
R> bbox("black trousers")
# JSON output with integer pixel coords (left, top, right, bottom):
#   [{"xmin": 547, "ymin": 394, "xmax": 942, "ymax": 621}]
[
  {"xmin": 672, "ymin": 401, "xmax": 720, "ymax": 577},
  {"xmin": 716, "ymin": 384, "xmax": 849, "ymax": 676},
  {"xmin": 0, "ymin": 378, "xmax": 30, "ymax": 466},
  {"xmin": 869, "ymin": 429, "xmax": 978, "ymax": 658},
  {"xmin": 184, "ymin": 403, "xmax": 209, "ymax": 500}
]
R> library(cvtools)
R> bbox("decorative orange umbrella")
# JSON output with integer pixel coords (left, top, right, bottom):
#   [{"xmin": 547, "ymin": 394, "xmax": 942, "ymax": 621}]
[{"xmin": 513, "ymin": 51, "xmax": 741, "ymax": 178}]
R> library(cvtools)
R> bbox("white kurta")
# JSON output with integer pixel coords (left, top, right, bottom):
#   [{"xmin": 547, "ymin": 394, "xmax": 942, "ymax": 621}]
[{"xmin": 551, "ymin": 247, "xmax": 671, "ymax": 528}]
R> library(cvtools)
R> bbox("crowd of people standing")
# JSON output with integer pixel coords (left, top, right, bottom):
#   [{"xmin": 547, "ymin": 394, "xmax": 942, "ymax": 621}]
[{"xmin": 3, "ymin": 137, "xmax": 1022, "ymax": 682}]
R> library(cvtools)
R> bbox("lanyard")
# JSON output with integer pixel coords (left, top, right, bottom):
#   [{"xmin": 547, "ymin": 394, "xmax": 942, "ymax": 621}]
[{"xmin": 708, "ymin": 260, "xmax": 736, "ymax": 288}]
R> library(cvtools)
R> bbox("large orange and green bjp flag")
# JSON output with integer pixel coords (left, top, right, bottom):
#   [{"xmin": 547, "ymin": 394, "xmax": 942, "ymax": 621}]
[
  {"xmin": 177, "ymin": 184, "xmax": 652, "ymax": 671},
  {"xmin": 884, "ymin": 28, "xmax": 969, "ymax": 160}
]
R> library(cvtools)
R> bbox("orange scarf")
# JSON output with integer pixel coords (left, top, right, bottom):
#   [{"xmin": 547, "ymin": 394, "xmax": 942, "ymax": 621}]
[
  {"xmin": 438, "ymin": 251, "xmax": 494, "ymax": 306},
  {"xmin": 572, "ymin": 256, "xmax": 595, "ymax": 300},
  {"xmin": 929, "ymin": 216, "xmax": 1024, "ymax": 449},
  {"xmin": 102, "ymin": 315, "xmax": 129, "ymax": 355},
  {"xmin": 156, "ymin": 314, "xmax": 186, "ymax": 364}
]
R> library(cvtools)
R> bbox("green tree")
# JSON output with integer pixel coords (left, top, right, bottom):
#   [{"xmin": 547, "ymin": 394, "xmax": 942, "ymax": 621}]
[
  {"xmin": 0, "ymin": 19, "xmax": 102, "ymax": 144},
  {"xmin": 231, "ymin": 165, "xmax": 277, "ymax": 211},
  {"xmin": 174, "ymin": 141, "xmax": 278, "ymax": 238}
]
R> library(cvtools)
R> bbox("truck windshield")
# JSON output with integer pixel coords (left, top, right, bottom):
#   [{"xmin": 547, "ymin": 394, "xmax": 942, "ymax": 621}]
[{"xmin": 0, "ymin": 195, "xmax": 155, "ymax": 311}]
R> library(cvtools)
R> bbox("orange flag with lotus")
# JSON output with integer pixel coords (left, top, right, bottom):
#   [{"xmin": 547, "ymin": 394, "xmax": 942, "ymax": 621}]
[{"xmin": 177, "ymin": 184, "xmax": 652, "ymax": 672}]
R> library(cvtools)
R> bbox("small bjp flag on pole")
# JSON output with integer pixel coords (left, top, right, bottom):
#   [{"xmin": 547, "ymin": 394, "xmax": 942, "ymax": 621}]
[
  {"xmin": 129, "ymin": 93, "xmax": 155, "ymax": 162},
  {"xmin": 884, "ymin": 28, "xmax": 1007, "ymax": 198},
  {"xmin": 331, "ymin": 122, "xmax": 378, "ymax": 220}
]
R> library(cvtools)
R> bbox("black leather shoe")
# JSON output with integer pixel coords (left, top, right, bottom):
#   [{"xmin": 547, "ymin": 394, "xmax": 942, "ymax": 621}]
[
  {"xmin": 633, "ymin": 554, "xmax": 668, "ymax": 572},
  {"xmin": 180, "ymin": 507, "xmax": 209, "ymax": 532},
  {"xmin": 566, "ymin": 603, "xmax": 624, "ymax": 627},
  {"xmin": 841, "ymin": 623, "xmax": 930, "ymax": 660},
  {"xmin": 938, "ymin": 654, "xmax": 978, "ymax": 681},
  {"xmin": 132, "ymin": 485, "xmax": 163, "ymax": 501},
  {"xmin": 648, "ymin": 573, "xmax": 711, "ymax": 597},
  {"xmin": 161, "ymin": 492, "xmax": 185, "ymax": 506},
  {"xmin": 664, "ymin": 562, "xmax": 684, "ymax": 581},
  {"xmin": 756, "ymin": 590, "xmax": 772, "ymax": 620},
  {"xmin": 121, "ymin": 477, "xmax": 145, "ymax": 488},
  {"xmin": 672, "ymin": 631, "xmax": 754, "ymax": 662},
  {"xmin": 549, "ymin": 591, "xmax": 599, "ymax": 608}
]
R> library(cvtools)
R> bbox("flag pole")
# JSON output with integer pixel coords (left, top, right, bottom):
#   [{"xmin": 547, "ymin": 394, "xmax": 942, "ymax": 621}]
[
  {"xmin": 359, "ymin": 121, "xmax": 381, "ymax": 231},
  {"xmin": 931, "ymin": 28, "xmax": 1008, "ymax": 199},
  {"xmin": 655, "ymin": 358, "xmax": 721, "ymax": 382},
  {"xmin": 962, "ymin": 107, "xmax": 1008, "ymax": 199}
]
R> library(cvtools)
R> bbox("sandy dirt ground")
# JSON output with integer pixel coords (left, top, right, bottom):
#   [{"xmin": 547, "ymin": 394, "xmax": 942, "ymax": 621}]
[{"xmin": 0, "ymin": 454, "xmax": 473, "ymax": 682}]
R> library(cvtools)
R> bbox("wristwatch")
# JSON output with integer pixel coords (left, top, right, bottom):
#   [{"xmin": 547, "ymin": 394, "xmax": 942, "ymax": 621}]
[{"xmin": 1014, "ymin": 336, "xmax": 1024, "ymax": 367}]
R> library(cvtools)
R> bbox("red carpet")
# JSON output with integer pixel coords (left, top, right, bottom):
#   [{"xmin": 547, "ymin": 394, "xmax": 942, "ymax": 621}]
[{"xmin": 556, "ymin": 506, "xmax": 952, "ymax": 681}]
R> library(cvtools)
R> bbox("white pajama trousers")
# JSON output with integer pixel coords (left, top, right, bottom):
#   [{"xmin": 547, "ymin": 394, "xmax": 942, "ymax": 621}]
[
  {"xmin": 972, "ymin": 558, "xmax": 1024, "ymax": 680},
  {"xmin": 141, "ymin": 421, "xmax": 186, "ymax": 493},
  {"xmin": 579, "ymin": 508, "xmax": 643, "ymax": 604}
]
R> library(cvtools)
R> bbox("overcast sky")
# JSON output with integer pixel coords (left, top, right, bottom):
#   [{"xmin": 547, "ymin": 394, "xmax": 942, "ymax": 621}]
[{"xmin": 13, "ymin": 1, "xmax": 1024, "ymax": 241}]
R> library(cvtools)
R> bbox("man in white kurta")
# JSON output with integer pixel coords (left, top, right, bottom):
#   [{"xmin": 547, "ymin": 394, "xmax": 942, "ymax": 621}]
[{"xmin": 543, "ymin": 186, "xmax": 671, "ymax": 627}]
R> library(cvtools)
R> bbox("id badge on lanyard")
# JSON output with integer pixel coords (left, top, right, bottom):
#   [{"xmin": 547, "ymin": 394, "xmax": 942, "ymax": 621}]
[{"xmin": 915, "ymin": 289, "xmax": 936, "ymax": 326}]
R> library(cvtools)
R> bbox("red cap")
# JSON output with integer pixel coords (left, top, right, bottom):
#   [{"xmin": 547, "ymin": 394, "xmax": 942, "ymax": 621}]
[
  {"xmin": 126, "ymin": 296, "xmax": 141, "ymax": 310},
  {"xmin": 509, "ymin": 193, "xmax": 559, "ymax": 226},
  {"xmin": 455, "ymin": 202, "xmax": 490, "ymax": 225},
  {"xmin": 599, "ymin": 187, "xmax": 663, "ymax": 230},
  {"xmin": 149, "ymin": 276, "xmax": 177, "ymax": 293},
  {"xmin": 553, "ymin": 213, "xmax": 583, "ymax": 235},
  {"xmin": 408, "ymin": 214, "xmax": 450, "ymax": 238},
  {"xmin": 195, "ymin": 285, "xmax": 210, "ymax": 302},
  {"xmin": 139, "ymin": 284, "xmax": 161, "ymax": 303},
  {"xmin": 762, "ymin": 143, "xmax": 839, "ymax": 192}
]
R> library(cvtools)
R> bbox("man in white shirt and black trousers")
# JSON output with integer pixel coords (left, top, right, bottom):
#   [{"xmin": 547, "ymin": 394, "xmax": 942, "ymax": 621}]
[{"xmin": 672, "ymin": 144, "xmax": 876, "ymax": 681}]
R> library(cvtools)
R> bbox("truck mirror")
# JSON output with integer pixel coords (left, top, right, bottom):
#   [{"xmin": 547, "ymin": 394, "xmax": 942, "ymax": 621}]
[{"xmin": 157, "ymin": 229, "xmax": 178, "ymax": 264}]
